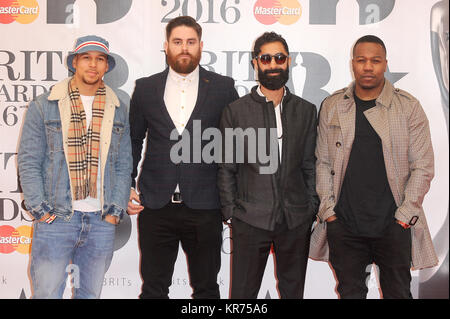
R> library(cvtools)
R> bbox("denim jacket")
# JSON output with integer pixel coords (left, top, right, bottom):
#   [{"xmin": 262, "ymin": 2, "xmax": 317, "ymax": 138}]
[{"xmin": 18, "ymin": 77, "xmax": 132, "ymax": 222}]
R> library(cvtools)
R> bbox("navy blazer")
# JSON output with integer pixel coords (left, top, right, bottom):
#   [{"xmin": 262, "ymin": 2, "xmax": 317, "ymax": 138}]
[{"xmin": 130, "ymin": 66, "xmax": 239, "ymax": 210}]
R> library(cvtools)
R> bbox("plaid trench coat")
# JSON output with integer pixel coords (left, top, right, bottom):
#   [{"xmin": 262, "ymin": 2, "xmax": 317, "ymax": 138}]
[{"xmin": 309, "ymin": 80, "xmax": 439, "ymax": 270}]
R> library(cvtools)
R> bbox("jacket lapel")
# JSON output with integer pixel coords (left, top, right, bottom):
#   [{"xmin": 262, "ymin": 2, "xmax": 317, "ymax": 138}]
[
  {"xmin": 363, "ymin": 82, "xmax": 398, "ymax": 200},
  {"xmin": 157, "ymin": 68, "xmax": 177, "ymax": 133},
  {"xmin": 185, "ymin": 67, "xmax": 210, "ymax": 131},
  {"xmin": 363, "ymin": 105, "xmax": 392, "ymax": 151},
  {"xmin": 100, "ymin": 84, "xmax": 120, "ymax": 175},
  {"xmin": 99, "ymin": 84, "xmax": 120, "ymax": 205},
  {"xmin": 363, "ymin": 80, "xmax": 394, "ymax": 148},
  {"xmin": 336, "ymin": 97, "xmax": 355, "ymax": 151}
]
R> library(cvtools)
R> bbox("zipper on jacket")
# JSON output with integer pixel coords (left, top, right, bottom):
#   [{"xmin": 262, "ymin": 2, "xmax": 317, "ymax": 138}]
[{"xmin": 263, "ymin": 100, "xmax": 279, "ymax": 230}]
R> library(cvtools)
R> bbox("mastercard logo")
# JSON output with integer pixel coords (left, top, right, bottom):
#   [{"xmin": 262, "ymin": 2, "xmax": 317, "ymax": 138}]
[
  {"xmin": 0, "ymin": 0, "xmax": 39, "ymax": 24},
  {"xmin": 254, "ymin": 0, "xmax": 302, "ymax": 25},
  {"xmin": 0, "ymin": 225, "xmax": 33, "ymax": 254}
]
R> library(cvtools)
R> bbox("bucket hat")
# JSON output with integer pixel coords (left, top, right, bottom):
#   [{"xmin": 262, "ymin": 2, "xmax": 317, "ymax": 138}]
[{"xmin": 67, "ymin": 35, "xmax": 116, "ymax": 73}]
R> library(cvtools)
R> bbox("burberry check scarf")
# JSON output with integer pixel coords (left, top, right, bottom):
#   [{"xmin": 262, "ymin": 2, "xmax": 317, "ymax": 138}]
[{"xmin": 68, "ymin": 78, "xmax": 105, "ymax": 200}]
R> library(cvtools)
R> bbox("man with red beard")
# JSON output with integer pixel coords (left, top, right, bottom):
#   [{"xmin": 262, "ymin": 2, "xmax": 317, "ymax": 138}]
[{"xmin": 128, "ymin": 16, "xmax": 239, "ymax": 299}]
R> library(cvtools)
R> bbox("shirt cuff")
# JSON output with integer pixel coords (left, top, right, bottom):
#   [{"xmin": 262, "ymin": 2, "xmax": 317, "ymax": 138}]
[{"xmin": 25, "ymin": 201, "xmax": 53, "ymax": 221}]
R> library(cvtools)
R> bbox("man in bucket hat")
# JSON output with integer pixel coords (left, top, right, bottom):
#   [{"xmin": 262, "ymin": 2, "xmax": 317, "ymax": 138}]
[{"xmin": 18, "ymin": 35, "xmax": 132, "ymax": 298}]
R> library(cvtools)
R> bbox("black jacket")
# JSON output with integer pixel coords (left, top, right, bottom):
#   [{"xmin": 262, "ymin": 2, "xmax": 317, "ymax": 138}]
[
  {"xmin": 130, "ymin": 67, "xmax": 239, "ymax": 209},
  {"xmin": 217, "ymin": 86, "xmax": 319, "ymax": 231}
]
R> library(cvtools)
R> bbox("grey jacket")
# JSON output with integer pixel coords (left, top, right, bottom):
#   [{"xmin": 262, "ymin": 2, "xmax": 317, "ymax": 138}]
[{"xmin": 217, "ymin": 86, "xmax": 319, "ymax": 231}]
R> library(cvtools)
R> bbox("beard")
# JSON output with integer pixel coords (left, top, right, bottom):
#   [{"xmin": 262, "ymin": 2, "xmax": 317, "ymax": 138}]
[
  {"xmin": 257, "ymin": 67, "xmax": 289, "ymax": 90},
  {"xmin": 167, "ymin": 49, "xmax": 201, "ymax": 74}
]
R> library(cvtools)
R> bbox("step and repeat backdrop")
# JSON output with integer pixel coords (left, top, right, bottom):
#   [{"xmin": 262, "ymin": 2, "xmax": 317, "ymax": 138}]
[{"xmin": 0, "ymin": 0, "xmax": 448, "ymax": 299}]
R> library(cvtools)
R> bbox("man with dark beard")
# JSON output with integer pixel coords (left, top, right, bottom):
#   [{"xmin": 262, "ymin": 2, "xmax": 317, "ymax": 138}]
[
  {"xmin": 127, "ymin": 16, "xmax": 239, "ymax": 299},
  {"xmin": 217, "ymin": 32, "xmax": 319, "ymax": 298}
]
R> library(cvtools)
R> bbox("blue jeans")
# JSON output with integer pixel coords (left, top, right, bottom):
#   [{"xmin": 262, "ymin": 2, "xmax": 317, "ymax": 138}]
[{"xmin": 30, "ymin": 211, "xmax": 116, "ymax": 299}]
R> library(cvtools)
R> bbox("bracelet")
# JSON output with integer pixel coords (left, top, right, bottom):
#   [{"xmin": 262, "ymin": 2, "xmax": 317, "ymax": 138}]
[
  {"xmin": 397, "ymin": 220, "xmax": 410, "ymax": 229},
  {"xmin": 44, "ymin": 214, "xmax": 57, "ymax": 224}
]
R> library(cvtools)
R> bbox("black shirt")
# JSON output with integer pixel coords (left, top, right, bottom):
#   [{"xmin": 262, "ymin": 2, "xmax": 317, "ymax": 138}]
[{"xmin": 335, "ymin": 94, "xmax": 397, "ymax": 237}]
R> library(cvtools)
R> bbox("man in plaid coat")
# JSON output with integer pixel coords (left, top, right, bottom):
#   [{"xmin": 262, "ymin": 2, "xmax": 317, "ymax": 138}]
[{"xmin": 309, "ymin": 35, "xmax": 438, "ymax": 299}]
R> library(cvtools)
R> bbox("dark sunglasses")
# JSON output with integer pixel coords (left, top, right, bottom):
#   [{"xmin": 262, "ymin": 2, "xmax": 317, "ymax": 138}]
[{"xmin": 256, "ymin": 53, "xmax": 288, "ymax": 65}]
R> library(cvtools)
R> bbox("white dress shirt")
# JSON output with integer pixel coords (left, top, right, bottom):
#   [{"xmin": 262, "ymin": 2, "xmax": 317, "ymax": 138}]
[
  {"xmin": 164, "ymin": 66, "xmax": 199, "ymax": 134},
  {"xmin": 164, "ymin": 65, "xmax": 200, "ymax": 193}
]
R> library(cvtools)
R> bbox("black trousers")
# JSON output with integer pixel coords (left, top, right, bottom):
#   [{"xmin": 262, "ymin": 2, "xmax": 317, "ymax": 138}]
[
  {"xmin": 327, "ymin": 219, "xmax": 412, "ymax": 299},
  {"xmin": 230, "ymin": 217, "xmax": 312, "ymax": 299},
  {"xmin": 138, "ymin": 203, "xmax": 223, "ymax": 299}
]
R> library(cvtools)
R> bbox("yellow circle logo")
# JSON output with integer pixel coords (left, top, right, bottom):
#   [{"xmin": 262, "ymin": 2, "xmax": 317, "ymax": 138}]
[{"xmin": 15, "ymin": 225, "xmax": 33, "ymax": 254}]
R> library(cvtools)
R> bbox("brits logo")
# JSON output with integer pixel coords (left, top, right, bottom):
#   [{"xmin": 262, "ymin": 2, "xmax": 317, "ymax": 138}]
[
  {"xmin": 0, "ymin": 225, "xmax": 33, "ymax": 254},
  {"xmin": 253, "ymin": 0, "xmax": 302, "ymax": 25},
  {"xmin": 0, "ymin": 0, "xmax": 39, "ymax": 24}
]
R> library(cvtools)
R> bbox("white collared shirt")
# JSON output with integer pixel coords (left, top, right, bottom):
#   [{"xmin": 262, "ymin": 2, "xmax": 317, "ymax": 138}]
[
  {"xmin": 164, "ymin": 65, "xmax": 200, "ymax": 193},
  {"xmin": 164, "ymin": 65, "xmax": 199, "ymax": 135},
  {"xmin": 257, "ymin": 86, "xmax": 285, "ymax": 160}
]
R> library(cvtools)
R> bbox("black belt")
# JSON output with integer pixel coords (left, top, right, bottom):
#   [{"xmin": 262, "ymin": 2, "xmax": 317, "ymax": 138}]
[{"xmin": 171, "ymin": 192, "xmax": 182, "ymax": 204}]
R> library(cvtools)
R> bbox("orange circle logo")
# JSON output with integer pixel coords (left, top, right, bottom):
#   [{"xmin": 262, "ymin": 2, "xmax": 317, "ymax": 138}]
[
  {"xmin": 254, "ymin": 0, "xmax": 302, "ymax": 25},
  {"xmin": 0, "ymin": 225, "xmax": 33, "ymax": 254},
  {"xmin": 0, "ymin": 0, "xmax": 39, "ymax": 24}
]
